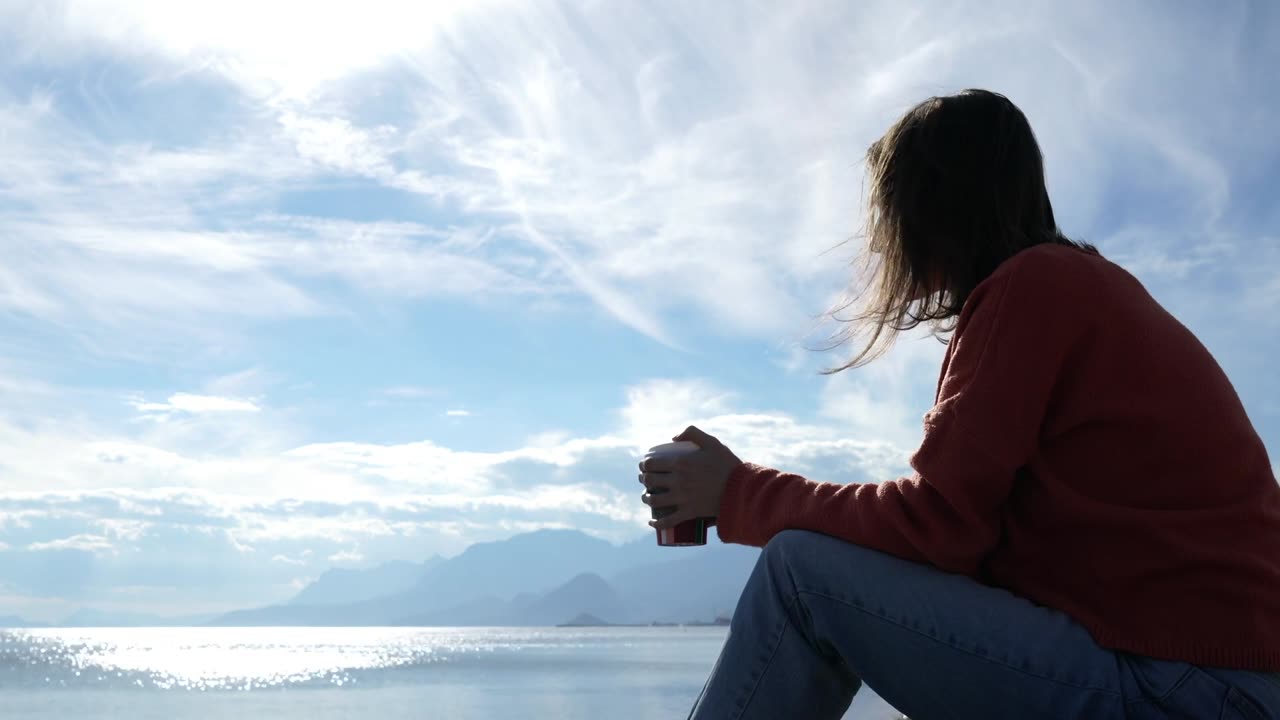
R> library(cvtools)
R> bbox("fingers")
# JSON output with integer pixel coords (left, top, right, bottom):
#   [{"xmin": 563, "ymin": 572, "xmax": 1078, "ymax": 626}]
[
  {"xmin": 639, "ymin": 451, "xmax": 702, "ymax": 474},
  {"xmin": 638, "ymin": 471, "xmax": 683, "ymax": 489},
  {"xmin": 637, "ymin": 455, "xmax": 682, "ymax": 473},
  {"xmin": 640, "ymin": 485, "xmax": 683, "ymax": 508},
  {"xmin": 646, "ymin": 497, "xmax": 679, "ymax": 520}
]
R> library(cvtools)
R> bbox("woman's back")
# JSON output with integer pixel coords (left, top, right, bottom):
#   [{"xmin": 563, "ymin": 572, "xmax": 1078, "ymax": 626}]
[{"xmin": 967, "ymin": 242, "xmax": 1280, "ymax": 669}]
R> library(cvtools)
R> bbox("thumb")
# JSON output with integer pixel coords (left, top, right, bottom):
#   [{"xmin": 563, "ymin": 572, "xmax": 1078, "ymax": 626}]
[{"xmin": 673, "ymin": 425, "xmax": 713, "ymax": 446}]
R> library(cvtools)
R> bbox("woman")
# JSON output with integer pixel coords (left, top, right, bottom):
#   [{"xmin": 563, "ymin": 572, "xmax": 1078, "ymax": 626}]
[{"xmin": 640, "ymin": 89, "xmax": 1280, "ymax": 719}]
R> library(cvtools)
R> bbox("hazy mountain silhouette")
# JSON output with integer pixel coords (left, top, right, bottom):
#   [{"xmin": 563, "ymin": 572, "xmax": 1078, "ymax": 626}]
[
  {"xmin": 397, "ymin": 571, "xmax": 627, "ymax": 627},
  {"xmin": 609, "ymin": 543, "xmax": 760, "ymax": 624},
  {"xmin": 290, "ymin": 556, "xmax": 444, "ymax": 606},
  {"xmin": 214, "ymin": 529, "xmax": 638, "ymax": 625},
  {"xmin": 213, "ymin": 601, "xmax": 365, "ymax": 627},
  {"xmin": 409, "ymin": 528, "xmax": 621, "ymax": 605},
  {"xmin": 211, "ymin": 529, "xmax": 760, "ymax": 627},
  {"xmin": 392, "ymin": 594, "xmax": 513, "ymax": 626},
  {"xmin": 61, "ymin": 608, "xmax": 216, "ymax": 627},
  {"xmin": 1, "ymin": 610, "xmax": 212, "ymax": 629},
  {"xmin": 517, "ymin": 572, "xmax": 625, "ymax": 625},
  {"xmin": 559, "ymin": 612, "xmax": 608, "ymax": 627}
]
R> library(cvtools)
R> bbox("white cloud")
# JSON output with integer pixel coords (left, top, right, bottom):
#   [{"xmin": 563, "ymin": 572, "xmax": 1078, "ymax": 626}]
[
  {"xmin": 205, "ymin": 369, "xmax": 275, "ymax": 398},
  {"xmin": 328, "ymin": 549, "xmax": 364, "ymax": 565},
  {"xmin": 131, "ymin": 393, "xmax": 260, "ymax": 415},
  {"xmin": 270, "ymin": 554, "xmax": 307, "ymax": 567},
  {"xmin": 3, "ymin": 0, "xmax": 1275, "ymax": 356},
  {"xmin": 617, "ymin": 379, "xmax": 736, "ymax": 449},
  {"xmin": 445, "ymin": 409, "xmax": 471, "ymax": 417},
  {"xmin": 278, "ymin": 112, "xmax": 397, "ymax": 176},
  {"xmin": 0, "ymin": 374, "xmax": 912, "ymax": 538},
  {"xmin": 27, "ymin": 534, "xmax": 115, "ymax": 554},
  {"xmin": 0, "ymin": 380, "xmax": 914, "ymax": 625},
  {"xmin": 0, "ymin": 89, "xmax": 552, "ymax": 358},
  {"xmin": 380, "ymin": 386, "xmax": 436, "ymax": 400},
  {"xmin": 0, "ymin": 3, "xmax": 859, "ymax": 348},
  {"xmin": 2, "ymin": 0, "xmax": 495, "ymax": 99},
  {"xmin": 523, "ymin": 430, "xmax": 573, "ymax": 448},
  {"xmin": 95, "ymin": 519, "xmax": 149, "ymax": 542},
  {"xmin": 817, "ymin": 332, "xmax": 946, "ymax": 452}
]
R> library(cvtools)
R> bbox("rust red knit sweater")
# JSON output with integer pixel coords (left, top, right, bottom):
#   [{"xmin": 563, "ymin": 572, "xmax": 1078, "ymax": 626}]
[{"xmin": 718, "ymin": 243, "xmax": 1280, "ymax": 671}]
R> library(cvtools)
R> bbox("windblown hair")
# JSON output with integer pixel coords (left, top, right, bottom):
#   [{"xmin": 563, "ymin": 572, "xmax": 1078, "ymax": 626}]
[{"xmin": 821, "ymin": 89, "xmax": 1095, "ymax": 374}]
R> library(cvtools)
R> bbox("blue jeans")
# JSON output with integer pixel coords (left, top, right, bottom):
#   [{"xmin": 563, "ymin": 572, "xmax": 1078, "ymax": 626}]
[{"xmin": 689, "ymin": 530, "xmax": 1280, "ymax": 719}]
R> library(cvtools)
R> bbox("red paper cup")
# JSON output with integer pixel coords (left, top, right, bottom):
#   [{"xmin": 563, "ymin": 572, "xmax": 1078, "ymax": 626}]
[{"xmin": 656, "ymin": 518, "xmax": 709, "ymax": 546}]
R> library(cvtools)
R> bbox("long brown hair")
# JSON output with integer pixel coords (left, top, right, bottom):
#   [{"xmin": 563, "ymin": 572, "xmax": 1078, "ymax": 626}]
[{"xmin": 820, "ymin": 89, "xmax": 1095, "ymax": 374}]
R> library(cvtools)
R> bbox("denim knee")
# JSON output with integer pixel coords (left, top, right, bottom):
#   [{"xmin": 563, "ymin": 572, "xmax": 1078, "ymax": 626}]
[
  {"xmin": 764, "ymin": 529, "xmax": 824, "ymax": 557},
  {"xmin": 761, "ymin": 529, "xmax": 828, "ymax": 577}
]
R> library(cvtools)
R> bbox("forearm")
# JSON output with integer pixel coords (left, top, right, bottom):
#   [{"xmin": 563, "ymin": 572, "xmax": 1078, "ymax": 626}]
[{"xmin": 715, "ymin": 462, "xmax": 998, "ymax": 575}]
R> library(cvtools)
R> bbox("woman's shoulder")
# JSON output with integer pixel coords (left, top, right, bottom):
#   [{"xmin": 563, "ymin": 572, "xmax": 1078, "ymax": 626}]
[
  {"xmin": 998, "ymin": 241, "xmax": 1102, "ymax": 280},
  {"xmin": 975, "ymin": 241, "xmax": 1104, "ymax": 304},
  {"xmin": 957, "ymin": 242, "xmax": 1106, "ymax": 335}
]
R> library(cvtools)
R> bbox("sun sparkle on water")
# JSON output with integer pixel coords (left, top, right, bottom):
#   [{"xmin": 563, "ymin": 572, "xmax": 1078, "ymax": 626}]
[{"xmin": 2, "ymin": 627, "xmax": 585, "ymax": 691}]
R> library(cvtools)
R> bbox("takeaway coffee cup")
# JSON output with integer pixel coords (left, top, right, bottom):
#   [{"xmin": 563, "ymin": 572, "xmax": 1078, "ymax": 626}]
[{"xmin": 642, "ymin": 441, "xmax": 710, "ymax": 547}]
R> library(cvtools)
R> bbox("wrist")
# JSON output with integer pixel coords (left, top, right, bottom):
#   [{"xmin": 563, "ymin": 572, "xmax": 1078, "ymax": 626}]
[{"xmin": 715, "ymin": 461, "xmax": 756, "ymax": 541}]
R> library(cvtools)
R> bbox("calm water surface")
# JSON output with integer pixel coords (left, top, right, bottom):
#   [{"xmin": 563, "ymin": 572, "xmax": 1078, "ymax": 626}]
[{"xmin": 0, "ymin": 626, "xmax": 893, "ymax": 719}]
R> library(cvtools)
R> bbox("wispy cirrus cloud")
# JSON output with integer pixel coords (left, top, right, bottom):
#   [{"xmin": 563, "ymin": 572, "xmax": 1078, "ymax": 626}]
[
  {"xmin": 5, "ymin": 1, "xmax": 1278, "ymax": 356},
  {"xmin": 380, "ymin": 386, "xmax": 437, "ymax": 400},
  {"xmin": 27, "ymin": 534, "xmax": 116, "ymax": 554}
]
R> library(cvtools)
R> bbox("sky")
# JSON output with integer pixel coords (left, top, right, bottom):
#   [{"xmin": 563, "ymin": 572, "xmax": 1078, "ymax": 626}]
[{"xmin": 0, "ymin": 0, "xmax": 1277, "ymax": 622}]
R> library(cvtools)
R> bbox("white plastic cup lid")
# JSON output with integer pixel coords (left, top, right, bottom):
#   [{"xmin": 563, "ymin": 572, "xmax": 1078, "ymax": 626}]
[{"xmin": 643, "ymin": 440, "xmax": 700, "ymax": 460}]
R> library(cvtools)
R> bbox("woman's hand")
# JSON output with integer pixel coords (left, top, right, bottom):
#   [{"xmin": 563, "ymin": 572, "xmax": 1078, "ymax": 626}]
[{"xmin": 639, "ymin": 425, "xmax": 743, "ymax": 531}]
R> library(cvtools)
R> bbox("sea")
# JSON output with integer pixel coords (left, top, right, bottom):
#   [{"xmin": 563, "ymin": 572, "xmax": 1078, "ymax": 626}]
[{"xmin": 0, "ymin": 627, "xmax": 897, "ymax": 719}]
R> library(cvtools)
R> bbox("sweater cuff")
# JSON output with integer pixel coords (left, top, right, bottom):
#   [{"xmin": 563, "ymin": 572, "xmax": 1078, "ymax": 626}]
[{"xmin": 716, "ymin": 461, "xmax": 768, "ymax": 546}]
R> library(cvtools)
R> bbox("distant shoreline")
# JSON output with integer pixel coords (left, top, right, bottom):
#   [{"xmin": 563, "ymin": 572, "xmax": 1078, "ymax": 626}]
[
  {"xmin": 556, "ymin": 619, "xmax": 731, "ymax": 629},
  {"xmin": 3, "ymin": 623, "xmax": 732, "ymax": 630}
]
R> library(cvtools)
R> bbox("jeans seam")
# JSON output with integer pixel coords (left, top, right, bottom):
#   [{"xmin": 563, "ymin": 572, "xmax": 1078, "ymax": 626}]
[
  {"xmin": 730, "ymin": 601, "xmax": 794, "ymax": 719},
  {"xmin": 1140, "ymin": 665, "xmax": 1196, "ymax": 704},
  {"xmin": 795, "ymin": 587, "xmax": 1123, "ymax": 697},
  {"xmin": 1224, "ymin": 688, "xmax": 1267, "ymax": 720}
]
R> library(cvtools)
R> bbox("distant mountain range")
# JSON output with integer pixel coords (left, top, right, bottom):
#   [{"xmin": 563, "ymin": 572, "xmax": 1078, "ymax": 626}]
[
  {"xmin": 61, "ymin": 608, "xmax": 218, "ymax": 627},
  {"xmin": 0, "ymin": 529, "xmax": 761, "ymax": 629},
  {"xmin": 290, "ymin": 556, "xmax": 446, "ymax": 606},
  {"xmin": 0, "ymin": 608, "xmax": 217, "ymax": 629},
  {"xmin": 213, "ymin": 528, "xmax": 759, "ymax": 627}
]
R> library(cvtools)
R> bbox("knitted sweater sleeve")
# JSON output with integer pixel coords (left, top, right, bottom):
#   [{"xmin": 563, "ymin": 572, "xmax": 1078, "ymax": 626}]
[{"xmin": 716, "ymin": 251, "xmax": 1088, "ymax": 574}]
